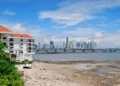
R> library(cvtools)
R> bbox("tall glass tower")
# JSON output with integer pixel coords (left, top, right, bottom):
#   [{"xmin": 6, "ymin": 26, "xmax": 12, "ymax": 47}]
[
  {"xmin": 50, "ymin": 41, "xmax": 54, "ymax": 49},
  {"xmin": 66, "ymin": 37, "xmax": 68, "ymax": 49}
]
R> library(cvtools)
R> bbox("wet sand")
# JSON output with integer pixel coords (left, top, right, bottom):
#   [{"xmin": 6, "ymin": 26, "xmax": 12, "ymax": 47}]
[{"xmin": 22, "ymin": 61, "xmax": 120, "ymax": 86}]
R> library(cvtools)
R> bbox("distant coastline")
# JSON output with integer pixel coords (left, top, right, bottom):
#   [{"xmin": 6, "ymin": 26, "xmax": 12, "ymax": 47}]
[{"xmin": 35, "ymin": 48, "xmax": 120, "ymax": 54}]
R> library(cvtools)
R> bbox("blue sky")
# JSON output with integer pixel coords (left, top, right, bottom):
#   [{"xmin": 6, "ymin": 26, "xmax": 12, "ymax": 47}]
[{"xmin": 1, "ymin": 0, "xmax": 120, "ymax": 48}]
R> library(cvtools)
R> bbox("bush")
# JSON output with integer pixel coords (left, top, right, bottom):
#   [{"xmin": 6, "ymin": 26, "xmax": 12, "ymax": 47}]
[
  {"xmin": 0, "ymin": 42, "xmax": 23, "ymax": 86},
  {"xmin": 28, "ymin": 61, "xmax": 32, "ymax": 64},
  {"xmin": 21, "ymin": 61, "xmax": 26, "ymax": 64}
]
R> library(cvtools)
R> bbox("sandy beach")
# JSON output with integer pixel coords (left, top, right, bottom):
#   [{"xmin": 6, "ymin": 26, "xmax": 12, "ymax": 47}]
[{"xmin": 22, "ymin": 61, "xmax": 120, "ymax": 86}]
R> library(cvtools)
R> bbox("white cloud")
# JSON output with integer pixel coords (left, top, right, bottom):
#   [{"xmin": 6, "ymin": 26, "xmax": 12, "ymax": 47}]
[
  {"xmin": 1, "ymin": 23, "xmax": 42, "ymax": 42},
  {"xmin": 1, "ymin": 23, "xmax": 120, "ymax": 48},
  {"xmin": 94, "ymin": 32, "xmax": 103, "ymax": 38},
  {"xmin": 64, "ymin": 28, "xmax": 120, "ymax": 48},
  {"xmin": 2, "ymin": 10, "xmax": 16, "ymax": 16},
  {"xmin": 65, "ymin": 28, "xmax": 97, "ymax": 37},
  {"xmin": 39, "ymin": 0, "xmax": 120, "ymax": 27}
]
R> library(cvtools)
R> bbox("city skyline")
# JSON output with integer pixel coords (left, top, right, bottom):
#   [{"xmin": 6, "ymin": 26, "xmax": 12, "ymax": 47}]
[
  {"xmin": 0, "ymin": 0, "xmax": 120, "ymax": 48},
  {"xmin": 35, "ymin": 37, "xmax": 97, "ymax": 49}
]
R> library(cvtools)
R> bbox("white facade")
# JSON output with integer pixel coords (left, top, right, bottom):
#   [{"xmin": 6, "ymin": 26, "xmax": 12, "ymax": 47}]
[
  {"xmin": 7, "ymin": 36, "xmax": 35, "ymax": 60},
  {"xmin": 0, "ymin": 26, "xmax": 35, "ymax": 61}
]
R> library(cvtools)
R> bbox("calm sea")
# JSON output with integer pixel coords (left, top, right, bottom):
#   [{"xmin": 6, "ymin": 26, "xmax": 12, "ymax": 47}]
[{"xmin": 33, "ymin": 53, "xmax": 120, "ymax": 61}]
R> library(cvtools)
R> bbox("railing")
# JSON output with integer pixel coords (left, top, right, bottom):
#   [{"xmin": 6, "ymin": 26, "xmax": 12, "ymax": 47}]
[{"xmin": 27, "ymin": 40, "xmax": 35, "ymax": 42}]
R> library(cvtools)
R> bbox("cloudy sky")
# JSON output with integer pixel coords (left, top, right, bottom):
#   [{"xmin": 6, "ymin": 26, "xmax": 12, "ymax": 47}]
[{"xmin": 0, "ymin": 0, "xmax": 120, "ymax": 48}]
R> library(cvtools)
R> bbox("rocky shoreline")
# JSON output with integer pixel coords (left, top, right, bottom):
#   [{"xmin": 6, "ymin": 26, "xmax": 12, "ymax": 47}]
[{"xmin": 21, "ymin": 60, "xmax": 120, "ymax": 86}]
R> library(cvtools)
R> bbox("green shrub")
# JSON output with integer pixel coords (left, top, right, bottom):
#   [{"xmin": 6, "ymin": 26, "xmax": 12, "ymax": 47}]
[
  {"xmin": 28, "ymin": 61, "xmax": 32, "ymax": 64},
  {"xmin": 21, "ymin": 61, "xmax": 26, "ymax": 64},
  {"xmin": 0, "ymin": 42, "xmax": 23, "ymax": 86}
]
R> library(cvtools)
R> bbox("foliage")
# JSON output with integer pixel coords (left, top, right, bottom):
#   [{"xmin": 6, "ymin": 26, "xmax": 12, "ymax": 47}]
[
  {"xmin": 0, "ymin": 42, "xmax": 23, "ymax": 86},
  {"xmin": 16, "ymin": 60, "xmax": 33, "ymax": 64},
  {"xmin": 0, "ymin": 42, "xmax": 8, "ymax": 50},
  {"xmin": 28, "ymin": 61, "xmax": 32, "ymax": 64},
  {"xmin": 21, "ymin": 61, "xmax": 26, "ymax": 64}
]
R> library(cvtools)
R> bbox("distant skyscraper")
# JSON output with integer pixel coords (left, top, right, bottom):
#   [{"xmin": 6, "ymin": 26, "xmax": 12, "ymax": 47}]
[
  {"xmin": 89, "ymin": 41, "xmax": 96, "ymax": 49},
  {"xmin": 69, "ymin": 41, "xmax": 73, "ymax": 49},
  {"xmin": 35, "ymin": 44, "xmax": 38, "ymax": 49},
  {"xmin": 83, "ymin": 42, "xmax": 88, "ymax": 49},
  {"xmin": 76, "ymin": 42, "xmax": 80, "ymax": 49},
  {"xmin": 87, "ymin": 42, "xmax": 90, "ymax": 49},
  {"xmin": 80, "ymin": 42, "xmax": 84, "ymax": 49},
  {"xmin": 63, "ymin": 42, "xmax": 66, "ymax": 49},
  {"xmin": 66, "ymin": 37, "xmax": 69, "ymax": 49},
  {"xmin": 38, "ymin": 42, "xmax": 41, "ymax": 49},
  {"xmin": 42, "ymin": 44, "xmax": 49, "ymax": 49},
  {"xmin": 50, "ymin": 41, "xmax": 54, "ymax": 49}
]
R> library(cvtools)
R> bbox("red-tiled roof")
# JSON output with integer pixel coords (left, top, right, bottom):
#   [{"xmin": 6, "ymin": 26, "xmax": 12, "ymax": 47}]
[
  {"xmin": 0, "ymin": 25, "xmax": 34, "ymax": 39},
  {"xmin": 10, "ymin": 34, "xmax": 34, "ymax": 39},
  {"xmin": 0, "ymin": 25, "xmax": 12, "ymax": 33},
  {"xmin": 22, "ymin": 34, "xmax": 34, "ymax": 39},
  {"xmin": 12, "ymin": 34, "xmax": 22, "ymax": 38}
]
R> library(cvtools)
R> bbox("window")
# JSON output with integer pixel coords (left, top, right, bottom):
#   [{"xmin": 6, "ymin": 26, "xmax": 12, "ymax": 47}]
[
  {"xmin": 21, "ymin": 39, "xmax": 23, "ymax": 42},
  {"xmin": 28, "ymin": 47, "xmax": 32, "ymax": 50},
  {"xmin": 10, "ymin": 51, "xmax": 13, "ymax": 53},
  {"xmin": 28, "ymin": 51, "xmax": 31, "ymax": 52},
  {"xmin": 3, "ymin": 43, "xmax": 7, "ymax": 46},
  {"xmin": 28, "ymin": 43, "xmax": 31, "ymax": 46},
  {"xmin": 3, "ymin": 37, "xmax": 6, "ymax": 39},
  {"xmin": 9, "ymin": 43, "xmax": 14, "ymax": 46},
  {"xmin": 0, "ymin": 34, "xmax": 1, "ymax": 39},
  {"xmin": 28, "ymin": 39, "xmax": 31, "ymax": 42},
  {"xmin": 10, "ymin": 47, "xmax": 14, "ymax": 49},
  {"xmin": 9, "ymin": 38, "xmax": 14, "ymax": 41}
]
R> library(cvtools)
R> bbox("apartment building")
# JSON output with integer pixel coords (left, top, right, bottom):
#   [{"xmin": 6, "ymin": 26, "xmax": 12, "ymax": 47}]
[{"xmin": 0, "ymin": 25, "xmax": 35, "ymax": 61}]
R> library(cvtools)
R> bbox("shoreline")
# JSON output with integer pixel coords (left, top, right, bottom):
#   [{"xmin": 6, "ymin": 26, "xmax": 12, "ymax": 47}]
[
  {"xmin": 33, "ymin": 60, "xmax": 120, "ymax": 64},
  {"xmin": 21, "ymin": 60, "xmax": 120, "ymax": 86}
]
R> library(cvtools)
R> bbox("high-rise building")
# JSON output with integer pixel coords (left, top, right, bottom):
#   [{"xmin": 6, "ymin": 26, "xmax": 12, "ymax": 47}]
[
  {"xmin": 80, "ymin": 42, "xmax": 84, "ymax": 49},
  {"xmin": 76, "ymin": 42, "xmax": 80, "ymax": 49},
  {"xmin": 50, "ymin": 41, "xmax": 54, "ymax": 49},
  {"xmin": 89, "ymin": 41, "xmax": 96, "ymax": 49},
  {"xmin": 35, "ymin": 44, "xmax": 38, "ymax": 49},
  {"xmin": 42, "ymin": 44, "xmax": 49, "ymax": 49},
  {"xmin": 69, "ymin": 41, "xmax": 73, "ymax": 49},
  {"xmin": 66, "ymin": 37, "xmax": 68, "ymax": 49},
  {"xmin": 87, "ymin": 42, "xmax": 90, "ymax": 49},
  {"xmin": 38, "ymin": 42, "xmax": 41, "ymax": 49},
  {"xmin": 63, "ymin": 42, "xmax": 66, "ymax": 49},
  {"xmin": 83, "ymin": 42, "xmax": 88, "ymax": 49}
]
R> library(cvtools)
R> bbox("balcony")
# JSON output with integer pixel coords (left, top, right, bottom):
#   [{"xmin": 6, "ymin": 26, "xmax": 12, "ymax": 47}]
[
  {"xmin": 27, "ymin": 47, "xmax": 35, "ymax": 51},
  {"xmin": 9, "ymin": 38, "xmax": 14, "ymax": 43},
  {"xmin": 9, "ymin": 47, "xmax": 14, "ymax": 50},
  {"xmin": 21, "ymin": 39, "xmax": 23, "ymax": 42},
  {"xmin": 27, "ymin": 43, "xmax": 32, "ymax": 46},
  {"xmin": 27, "ymin": 43, "xmax": 34, "ymax": 47},
  {"xmin": 9, "ymin": 39, "xmax": 14, "ymax": 42},
  {"xmin": 3, "ymin": 37, "xmax": 7, "ymax": 40},
  {"xmin": 27, "ymin": 39, "xmax": 35, "ymax": 43},
  {"xmin": 27, "ymin": 47, "xmax": 32, "ymax": 50},
  {"xmin": 9, "ymin": 43, "xmax": 14, "ymax": 46}
]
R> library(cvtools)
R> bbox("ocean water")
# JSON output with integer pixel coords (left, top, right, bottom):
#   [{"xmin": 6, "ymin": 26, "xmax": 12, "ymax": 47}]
[{"xmin": 33, "ymin": 53, "xmax": 120, "ymax": 61}]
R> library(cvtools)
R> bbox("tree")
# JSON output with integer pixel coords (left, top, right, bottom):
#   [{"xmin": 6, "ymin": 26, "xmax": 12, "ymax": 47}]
[{"xmin": 0, "ymin": 42, "xmax": 23, "ymax": 86}]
